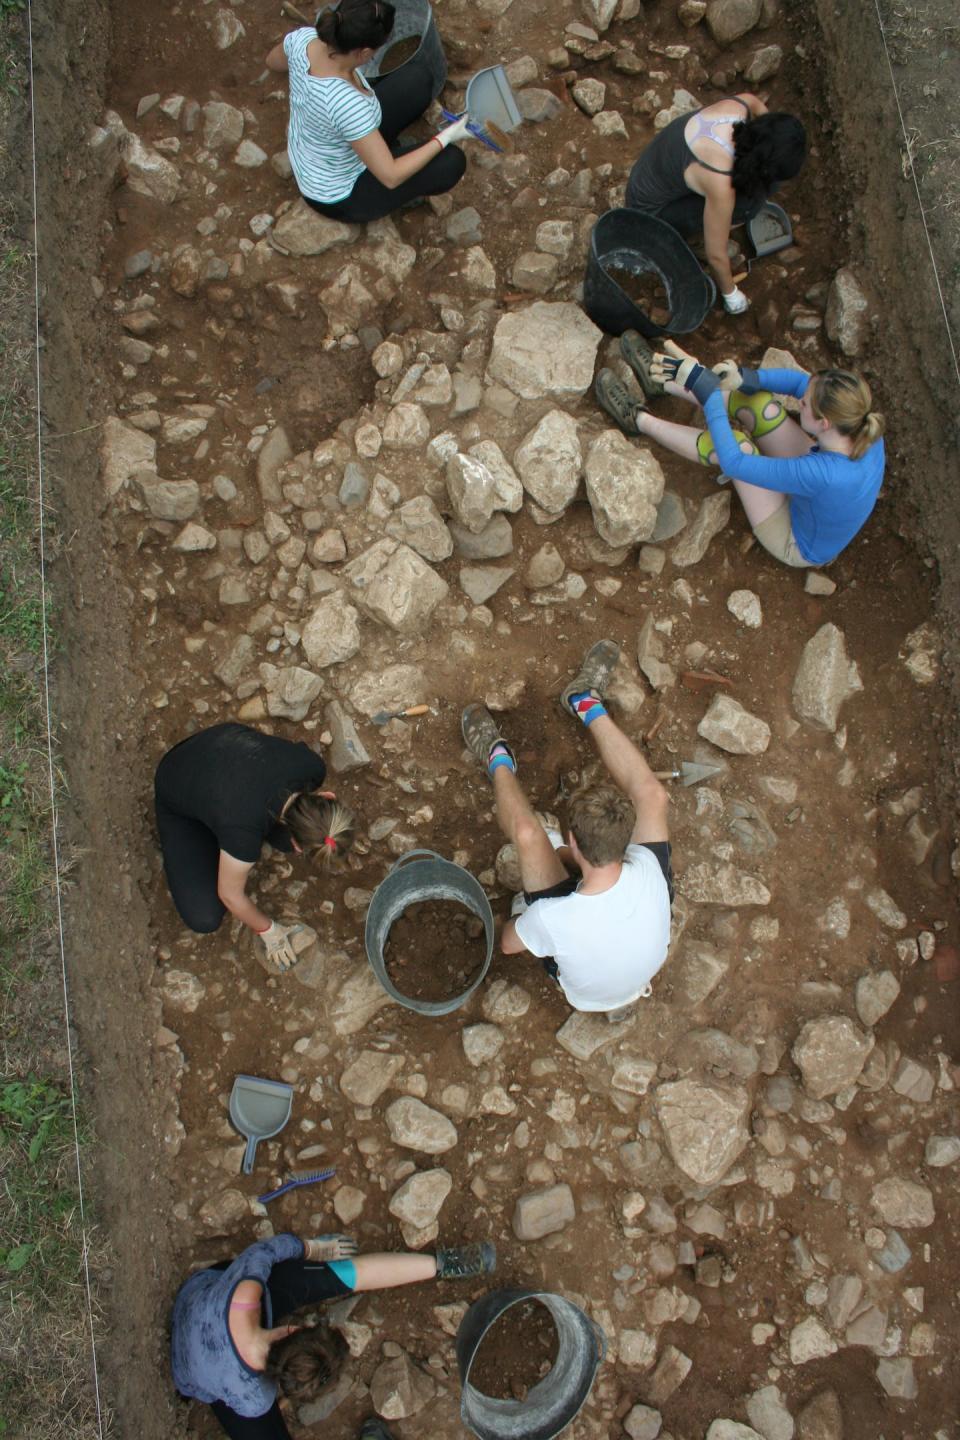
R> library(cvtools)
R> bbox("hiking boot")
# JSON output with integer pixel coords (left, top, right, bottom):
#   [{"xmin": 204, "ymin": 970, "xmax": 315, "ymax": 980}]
[
  {"xmin": 359, "ymin": 1421, "xmax": 397, "ymax": 1440},
  {"xmin": 595, "ymin": 368, "xmax": 645, "ymax": 437},
  {"xmin": 461, "ymin": 704, "xmax": 515, "ymax": 770},
  {"xmin": 620, "ymin": 329, "xmax": 665, "ymax": 399},
  {"xmin": 560, "ymin": 640, "xmax": 621, "ymax": 717},
  {"xmin": 435, "ymin": 1241, "xmax": 497, "ymax": 1280}
]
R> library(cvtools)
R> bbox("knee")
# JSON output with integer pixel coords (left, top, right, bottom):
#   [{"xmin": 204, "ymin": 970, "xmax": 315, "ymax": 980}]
[
  {"xmin": 181, "ymin": 901, "xmax": 225, "ymax": 935},
  {"xmin": 438, "ymin": 145, "xmax": 467, "ymax": 187},
  {"xmin": 514, "ymin": 815, "xmax": 545, "ymax": 852}
]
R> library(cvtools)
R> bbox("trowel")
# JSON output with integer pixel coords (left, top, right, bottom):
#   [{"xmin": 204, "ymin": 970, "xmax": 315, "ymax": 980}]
[
  {"xmin": 371, "ymin": 704, "xmax": 430, "ymax": 726},
  {"xmin": 655, "ymin": 760, "xmax": 723, "ymax": 787}
]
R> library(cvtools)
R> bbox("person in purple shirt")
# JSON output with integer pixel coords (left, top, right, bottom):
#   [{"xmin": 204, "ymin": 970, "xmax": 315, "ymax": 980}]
[
  {"xmin": 595, "ymin": 332, "xmax": 885, "ymax": 568},
  {"xmin": 171, "ymin": 1231, "xmax": 495, "ymax": 1438}
]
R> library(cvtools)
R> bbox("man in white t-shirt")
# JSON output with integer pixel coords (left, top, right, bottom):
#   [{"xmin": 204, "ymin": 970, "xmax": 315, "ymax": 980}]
[{"xmin": 462, "ymin": 640, "xmax": 673, "ymax": 1013}]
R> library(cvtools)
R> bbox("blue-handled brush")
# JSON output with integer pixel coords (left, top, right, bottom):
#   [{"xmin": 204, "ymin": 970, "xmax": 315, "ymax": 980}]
[
  {"xmin": 440, "ymin": 107, "xmax": 509, "ymax": 154},
  {"xmin": 257, "ymin": 1167, "xmax": 335, "ymax": 1204}
]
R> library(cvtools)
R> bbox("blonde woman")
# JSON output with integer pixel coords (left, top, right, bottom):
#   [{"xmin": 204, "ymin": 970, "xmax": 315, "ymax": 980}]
[
  {"xmin": 596, "ymin": 336, "xmax": 885, "ymax": 568},
  {"xmin": 154, "ymin": 723, "xmax": 355, "ymax": 970}
]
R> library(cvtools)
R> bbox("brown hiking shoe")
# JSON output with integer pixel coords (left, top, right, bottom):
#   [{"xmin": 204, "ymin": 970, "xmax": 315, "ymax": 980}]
[
  {"xmin": 560, "ymin": 640, "xmax": 621, "ymax": 716},
  {"xmin": 461, "ymin": 704, "xmax": 515, "ymax": 770},
  {"xmin": 621, "ymin": 329, "xmax": 665, "ymax": 399},
  {"xmin": 595, "ymin": 368, "xmax": 645, "ymax": 437}
]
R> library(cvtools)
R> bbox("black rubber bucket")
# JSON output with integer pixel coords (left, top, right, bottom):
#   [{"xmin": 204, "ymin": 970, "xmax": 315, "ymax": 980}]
[
  {"xmin": 359, "ymin": 0, "xmax": 447, "ymax": 100},
  {"xmin": 456, "ymin": 1288, "xmax": 606, "ymax": 1440},
  {"xmin": 583, "ymin": 208, "xmax": 716, "ymax": 338}
]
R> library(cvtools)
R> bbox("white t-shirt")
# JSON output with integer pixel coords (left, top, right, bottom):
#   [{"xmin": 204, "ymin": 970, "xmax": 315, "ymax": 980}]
[
  {"xmin": 284, "ymin": 28, "xmax": 381, "ymax": 203},
  {"xmin": 514, "ymin": 845, "xmax": 671, "ymax": 1012}
]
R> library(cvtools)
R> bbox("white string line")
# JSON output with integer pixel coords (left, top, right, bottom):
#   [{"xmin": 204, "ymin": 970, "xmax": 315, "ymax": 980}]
[
  {"xmin": 872, "ymin": 0, "xmax": 960, "ymax": 387},
  {"xmin": 25, "ymin": 0, "xmax": 106, "ymax": 1434}
]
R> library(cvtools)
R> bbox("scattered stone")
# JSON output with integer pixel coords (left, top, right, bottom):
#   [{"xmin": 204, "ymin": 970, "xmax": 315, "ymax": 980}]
[
  {"xmin": 789, "ymin": 1316, "xmax": 837, "ymax": 1364},
  {"xmin": 644, "ymin": 1345, "xmax": 691, "ymax": 1405},
  {"xmin": 637, "ymin": 615, "xmax": 674, "ymax": 690},
  {"xmin": 625, "ymin": 1404, "xmax": 663, "ymax": 1440},
  {"xmin": 746, "ymin": 1385, "xmax": 794, "ymax": 1440},
  {"xmin": 446, "ymin": 452, "xmax": 498, "ymax": 533},
  {"xmin": 462, "ymin": 1024, "xmax": 504, "ymax": 1066},
  {"xmin": 899, "ymin": 622, "xmax": 940, "ymax": 685},
  {"xmin": 745, "ymin": 44, "xmax": 783, "ymax": 81},
  {"xmin": 512, "ymin": 1183, "xmax": 576, "ymax": 1239},
  {"xmin": 262, "ymin": 664, "xmax": 322, "ymax": 722},
  {"xmin": 256, "ymin": 425, "xmax": 293, "ymax": 504},
  {"xmin": 584, "ymin": 431, "xmax": 664, "ymax": 545},
  {"xmin": 875, "ymin": 1357, "xmax": 917, "ymax": 1400},
  {"xmin": 370, "ymin": 1350, "xmax": 436, "ymax": 1419},
  {"xmin": 795, "ymin": 1390, "xmax": 842, "ymax": 1440},
  {"xmin": 469, "ymin": 441, "xmax": 524, "ymax": 513},
  {"xmin": 871, "ymin": 1178, "xmax": 934, "ymax": 1228},
  {"xmin": 340, "ymin": 1050, "xmax": 403, "ymax": 1106},
  {"xmin": 511, "ymin": 251, "xmax": 560, "ymax": 294},
  {"xmin": 301, "ymin": 592, "xmax": 360, "ymax": 668},
  {"xmin": 620, "ymin": 1329, "xmax": 657, "ymax": 1369},
  {"xmin": 671, "ymin": 491, "xmax": 731, "ymax": 566},
  {"xmin": 344, "ymin": 540, "xmax": 448, "ymax": 634},
  {"xmin": 162, "ymin": 969, "xmax": 205, "ymax": 1012},
  {"xmin": 449, "ymin": 513, "xmax": 514, "ymax": 560},
  {"xmin": 698, "ymin": 694, "xmax": 770, "ymax": 754},
  {"xmin": 325, "ymin": 701, "xmax": 370, "ymax": 772},
  {"xmin": 865, "ymin": 887, "xmax": 907, "ymax": 930},
  {"xmin": 855, "ymin": 970, "xmax": 900, "ymax": 1027},
  {"xmin": 556, "ymin": 1011, "xmax": 620, "ymax": 1060},
  {"xmin": 120, "ymin": 133, "xmax": 180, "ymax": 203},
  {"xmin": 388, "ymin": 1169, "xmax": 452, "ymax": 1230},
  {"xmin": 706, "ymin": 0, "xmax": 763, "ymax": 46},
  {"xmin": 525, "ymin": 543, "xmax": 565, "ymax": 589},
  {"xmin": 825, "ymin": 268, "xmax": 870, "ymax": 357},
  {"xmin": 198, "ymin": 1188, "xmax": 248, "ymax": 1233},
  {"xmin": 486, "ymin": 302, "xmax": 602, "ymax": 400},
  {"xmin": 382, "ymin": 402, "xmax": 430, "ymax": 451},
  {"xmin": 792, "ymin": 623, "xmax": 862, "ymax": 731},
  {"xmin": 924, "ymin": 1134, "xmax": 960, "ymax": 1167},
  {"xmin": 172, "ymin": 522, "xmax": 216, "ymax": 553},
  {"xmin": 728, "ymin": 589, "xmax": 762, "ymax": 627},
  {"xmin": 573, "ymin": 78, "xmax": 607, "ymax": 115},
  {"xmin": 460, "ymin": 565, "xmax": 513, "ymax": 604},
  {"xmin": 792, "ymin": 1015, "xmax": 873, "ymax": 1099},
  {"xmin": 101, "ymin": 418, "xmax": 157, "ymax": 496},
  {"xmin": 384, "ymin": 1098, "xmax": 458, "ymax": 1154},
  {"xmin": 272, "ymin": 201, "xmax": 357, "ymax": 256},
  {"xmin": 654, "ymin": 1079, "xmax": 750, "ymax": 1184},
  {"xmin": 708, "ymin": 1426, "xmax": 764, "ymax": 1440},
  {"xmin": 680, "ymin": 863, "xmax": 770, "ymax": 906},
  {"xmin": 804, "ymin": 572, "xmax": 837, "ymax": 596},
  {"xmin": 514, "ymin": 409, "xmax": 582, "ymax": 514},
  {"xmin": 385, "ymin": 495, "xmax": 452, "ymax": 563},
  {"xmin": 136, "ymin": 474, "xmax": 200, "ymax": 521}
]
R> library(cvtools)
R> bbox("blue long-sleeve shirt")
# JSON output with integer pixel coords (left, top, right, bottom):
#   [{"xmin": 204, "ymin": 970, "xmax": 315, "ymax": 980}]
[
  {"xmin": 703, "ymin": 368, "xmax": 885, "ymax": 565},
  {"xmin": 170, "ymin": 1234, "xmax": 304, "ymax": 1416}
]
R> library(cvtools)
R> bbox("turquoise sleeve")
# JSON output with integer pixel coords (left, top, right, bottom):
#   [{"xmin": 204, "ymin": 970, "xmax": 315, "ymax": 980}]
[{"xmin": 328, "ymin": 1258, "xmax": 357, "ymax": 1289}]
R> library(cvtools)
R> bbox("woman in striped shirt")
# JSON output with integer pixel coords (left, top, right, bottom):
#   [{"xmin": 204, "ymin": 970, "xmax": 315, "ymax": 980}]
[{"xmin": 266, "ymin": 0, "xmax": 470, "ymax": 223}]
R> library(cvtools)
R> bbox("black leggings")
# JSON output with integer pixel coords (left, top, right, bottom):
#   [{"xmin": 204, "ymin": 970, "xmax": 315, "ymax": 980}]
[
  {"xmin": 632, "ymin": 188, "xmax": 769, "ymax": 239},
  {"xmin": 208, "ymin": 1259, "xmax": 351, "ymax": 1440},
  {"xmin": 154, "ymin": 777, "xmax": 225, "ymax": 935},
  {"xmin": 302, "ymin": 58, "xmax": 465, "ymax": 224}
]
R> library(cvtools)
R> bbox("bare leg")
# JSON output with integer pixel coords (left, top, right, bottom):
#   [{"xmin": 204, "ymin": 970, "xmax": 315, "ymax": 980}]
[
  {"xmin": 351, "ymin": 1253, "xmax": 437, "ymax": 1291},
  {"xmin": 635, "ymin": 411, "xmax": 703, "ymax": 463},
  {"xmin": 586, "ymin": 714, "xmax": 669, "ymax": 843},
  {"xmin": 492, "ymin": 767, "xmax": 568, "ymax": 892}
]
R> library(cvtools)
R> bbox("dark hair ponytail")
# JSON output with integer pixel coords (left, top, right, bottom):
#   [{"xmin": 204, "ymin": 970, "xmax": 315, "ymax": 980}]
[
  {"xmin": 731, "ymin": 112, "xmax": 807, "ymax": 203},
  {"xmin": 315, "ymin": 0, "xmax": 395, "ymax": 53}
]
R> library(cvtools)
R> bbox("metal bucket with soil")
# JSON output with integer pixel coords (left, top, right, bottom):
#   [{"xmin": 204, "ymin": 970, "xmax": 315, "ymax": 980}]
[
  {"xmin": 456, "ymin": 1288, "xmax": 606, "ymax": 1440},
  {"xmin": 365, "ymin": 849, "xmax": 494, "ymax": 1016},
  {"xmin": 356, "ymin": 0, "xmax": 447, "ymax": 100},
  {"xmin": 584, "ymin": 208, "xmax": 716, "ymax": 337}
]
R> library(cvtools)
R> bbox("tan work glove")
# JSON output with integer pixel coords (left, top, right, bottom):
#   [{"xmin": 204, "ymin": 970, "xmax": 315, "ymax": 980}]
[{"xmin": 258, "ymin": 920, "xmax": 304, "ymax": 973}]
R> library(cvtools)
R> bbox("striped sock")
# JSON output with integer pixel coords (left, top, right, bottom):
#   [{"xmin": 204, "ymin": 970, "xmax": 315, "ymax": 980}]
[
  {"xmin": 569, "ymin": 690, "xmax": 607, "ymax": 727},
  {"xmin": 488, "ymin": 742, "xmax": 515, "ymax": 776}
]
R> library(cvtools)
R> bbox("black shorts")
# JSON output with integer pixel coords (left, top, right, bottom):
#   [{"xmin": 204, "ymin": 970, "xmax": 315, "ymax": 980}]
[{"xmin": 523, "ymin": 842, "xmax": 674, "ymax": 981}]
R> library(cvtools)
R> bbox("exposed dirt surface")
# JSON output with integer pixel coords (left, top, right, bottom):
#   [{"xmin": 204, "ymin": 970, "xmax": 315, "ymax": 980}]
[
  {"xmin": 605, "ymin": 265, "xmax": 672, "ymax": 326},
  {"xmin": 383, "ymin": 899, "xmax": 487, "ymax": 1003},
  {"xmin": 467, "ymin": 1297, "xmax": 559, "ymax": 1400},
  {"xmin": 30, "ymin": 0, "xmax": 960, "ymax": 1438}
]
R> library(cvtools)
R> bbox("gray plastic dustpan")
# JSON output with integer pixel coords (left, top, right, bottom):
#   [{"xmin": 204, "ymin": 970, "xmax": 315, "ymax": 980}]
[
  {"xmin": 466, "ymin": 65, "xmax": 522, "ymax": 134},
  {"xmin": 747, "ymin": 200, "xmax": 793, "ymax": 257},
  {"xmin": 229, "ymin": 1074, "xmax": 293, "ymax": 1175}
]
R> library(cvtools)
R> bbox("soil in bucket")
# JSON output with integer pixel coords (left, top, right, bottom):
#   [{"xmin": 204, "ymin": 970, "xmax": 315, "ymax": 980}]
[
  {"xmin": 606, "ymin": 265, "xmax": 671, "ymax": 327},
  {"xmin": 467, "ymin": 1299, "xmax": 560, "ymax": 1402},
  {"xmin": 378, "ymin": 33, "xmax": 422, "ymax": 73},
  {"xmin": 383, "ymin": 898, "xmax": 486, "ymax": 1002}
]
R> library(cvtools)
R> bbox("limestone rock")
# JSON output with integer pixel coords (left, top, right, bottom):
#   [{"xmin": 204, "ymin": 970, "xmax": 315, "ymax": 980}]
[
  {"xmin": 673, "ymin": 1027, "xmax": 759, "ymax": 1080},
  {"xmin": 680, "ymin": 863, "xmax": 770, "ymax": 906},
  {"xmin": 382, "ymin": 403, "xmax": 430, "ymax": 450},
  {"xmin": 468, "ymin": 441, "xmax": 524, "ymax": 513},
  {"xmin": 875, "ymin": 1357, "xmax": 916, "ymax": 1400},
  {"xmin": 706, "ymin": 0, "xmax": 762, "ymax": 46},
  {"xmin": 350, "ymin": 664, "xmax": 427, "ymax": 718},
  {"xmin": 449, "ymin": 513, "xmax": 514, "ymax": 560},
  {"xmin": 262, "ymin": 665, "xmax": 323, "ymax": 722},
  {"xmin": 172, "ymin": 522, "xmax": 215, "ymax": 552},
  {"xmin": 792, "ymin": 624, "xmax": 862, "ymax": 731},
  {"xmin": 621, "ymin": 1330, "xmax": 657, "ymax": 1369},
  {"xmin": 486, "ymin": 302, "xmax": 602, "ymax": 400},
  {"xmin": 370, "ymin": 1351, "xmax": 436, "ymax": 1420},
  {"xmin": 462, "ymin": 1024, "xmax": 504, "ymax": 1066},
  {"xmin": 654, "ymin": 1079, "xmax": 750, "ymax": 1184},
  {"xmin": 256, "ymin": 426, "xmax": 293, "ymax": 504},
  {"xmin": 272, "ymin": 200, "xmax": 357, "ymax": 256},
  {"xmin": 212, "ymin": 7, "xmax": 245, "ymax": 47},
  {"xmin": 870, "ymin": 1177, "xmax": 934, "ymax": 1229},
  {"xmin": 584, "ymin": 431, "xmax": 664, "ymax": 545},
  {"xmin": 120, "ymin": 133, "xmax": 180, "ymax": 203},
  {"xmin": 796, "ymin": 1390, "xmax": 842, "ymax": 1440},
  {"xmin": 745, "ymin": 43, "xmax": 783, "ymax": 81},
  {"xmin": 198, "ymin": 1188, "xmax": 248, "ymax": 1233},
  {"xmin": 789, "ymin": 1317, "xmax": 837, "ymax": 1364},
  {"xmin": 301, "ymin": 592, "xmax": 360, "ymax": 668},
  {"xmin": 728, "ymin": 589, "xmax": 762, "ymax": 627},
  {"xmin": 389, "ymin": 1168, "xmax": 452, "ymax": 1229},
  {"xmin": 384, "ymin": 1098, "xmax": 458, "ymax": 1154},
  {"xmin": 460, "ymin": 566, "xmax": 513, "ymax": 604},
  {"xmin": 102, "ymin": 418, "xmax": 156, "ymax": 496},
  {"xmin": 344, "ymin": 540, "xmax": 447, "ymax": 634},
  {"xmin": 385, "ymin": 495, "xmax": 452, "ymax": 562},
  {"xmin": 708, "ymin": 1426, "xmax": 764, "ymax": 1440},
  {"xmin": 136, "ymin": 474, "xmax": 199, "ymax": 520},
  {"xmin": 512, "ymin": 251, "xmax": 559, "ymax": 294},
  {"xmin": 512, "ymin": 1183, "xmax": 576, "ymax": 1239},
  {"xmin": 746, "ymin": 1385, "xmax": 794, "ymax": 1440},
  {"xmin": 340, "ymin": 1050, "xmax": 403, "ymax": 1106},
  {"xmin": 644, "ymin": 1345, "xmax": 692, "ymax": 1405},
  {"xmin": 202, "ymin": 100, "xmax": 244, "ymax": 149},
  {"xmin": 825, "ymin": 268, "xmax": 870, "ymax": 358},
  {"xmin": 446, "ymin": 452, "xmax": 498, "ymax": 533},
  {"xmin": 162, "ymin": 969, "xmax": 205, "ymax": 1012},
  {"xmin": 325, "ymin": 701, "xmax": 370, "ymax": 772},
  {"xmin": 556, "ymin": 1010, "xmax": 620, "ymax": 1060},
  {"xmin": 924, "ymin": 1135, "xmax": 960, "ymax": 1167},
  {"xmin": 573, "ymin": 78, "xmax": 607, "ymax": 115},
  {"xmin": 514, "ymin": 410, "xmax": 582, "ymax": 514},
  {"xmin": 671, "ymin": 491, "xmax": 731, "ymax": 566},
  {"xmin": 525, "ymin": 543, "xmax": 565, "ymax": 588},
  {"xmin": 792, "ymin": 1015, "xmax": 874, "ymax": 1099},
  {"xmin": 698, "ymin": 694, "xmax": 770, "ymax": 755},
  {"xmin": 625, "ymin": 1404, "xmax": 663, "ymax": 1440},
  {"xmin": 854, "ymin": 970, "xmax": 900, "ymax": 1027},
  {"xmin": 463, "ymin": 244, "xmax": 496, "ymax": 293},
  {"xmin": 328, "ymin": 962, "xmax": 392, "ymax": 1032}
]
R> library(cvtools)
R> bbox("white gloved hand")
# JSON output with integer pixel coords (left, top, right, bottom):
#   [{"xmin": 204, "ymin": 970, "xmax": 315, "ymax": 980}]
[
  {"xmin": 649, "ymin": 338, "xmax": 701, "ymax": 389},
  {"xmin": 711, "ymin": 358, "xmax": 744, "ymax": 390},
  {"xmin": 258, "ymin": 920, "xmax": 304, "ymax": 973},
  {"xmin": 305, "ymin": 1234, "xmax": 359, "ymax": 1262},
  {"xmin": 435, "ymin": 113, "xmax": 472, "ymax": 149},
  {"xmin": 722, "ymin": 286, "xmax": 750, "ymax": 315}
]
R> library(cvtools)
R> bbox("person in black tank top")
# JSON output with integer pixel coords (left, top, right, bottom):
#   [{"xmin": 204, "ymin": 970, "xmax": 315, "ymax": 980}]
[
  {"xmin": 626, "ymin": 94, "xmax": 806, "ymax": 312},
  {"xmin": 154, "ymin": 724, "xmax": 356, "ymax": 972}
]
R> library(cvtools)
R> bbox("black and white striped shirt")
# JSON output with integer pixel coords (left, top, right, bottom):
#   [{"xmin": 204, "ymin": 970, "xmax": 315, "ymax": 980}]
[{"xmin": 283, "ymin": 28, "xmax": 381, "ymax": 203}]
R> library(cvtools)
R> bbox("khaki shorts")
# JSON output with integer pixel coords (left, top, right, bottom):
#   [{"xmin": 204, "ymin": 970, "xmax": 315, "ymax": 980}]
[{"xmin": 753, "ymin": 502, "xmax": 811, "ymax": 568}]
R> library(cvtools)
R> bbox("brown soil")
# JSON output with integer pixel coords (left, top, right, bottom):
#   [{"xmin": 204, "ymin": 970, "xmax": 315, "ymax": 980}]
[
  {"xmin": 383, "ymin": 898, "xmax": 487, "ymax": 1002},
  {"xmin": 605, "ymin": 265, "xmax": 672, "ymax": 327},
  {"xmin": 467, "ymin": 1298, "xmax": 559, "ymax": 1402},
  {"xmin": 378, "ymin": 34, "xmax": 423, "ymax": 75},
  {"xmin": 24, "ymin": 0, "xmax": 960, "ymax": 1435}
]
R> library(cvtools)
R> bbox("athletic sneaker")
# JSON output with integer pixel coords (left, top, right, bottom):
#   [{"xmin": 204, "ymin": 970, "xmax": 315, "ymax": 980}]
[
  {"xmin": 435, "ymin": 1241, "xmax": 497, "ymax": 1280},
  {"xmin": 560, "ymin": 640, "xmax": 621, "ymax": 717}
]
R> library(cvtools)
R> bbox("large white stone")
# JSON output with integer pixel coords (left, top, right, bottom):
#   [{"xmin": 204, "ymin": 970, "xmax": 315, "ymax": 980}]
[
  {"xmin": 120, "ymin": 133, "xmax": 180, "ymax": 203},
  {"xmin": 584, "ymin": 431, "xmax": 664, "ymax": 545},
  {"xmin": 513, "ymin": 410, "xmax": 582, "ymax": 513},
  {"xmin": 384, "ymin": 1098, "xmax": 458, "ymax": 1154},
  {"xmin": 698, "ymin": 694, "xmax": 771, "ymax": 754},
  {"xmin": 870, "ymin": 1178, "xmax": 935, "ymax": 1229},
  {"xmin": 272, "ymin": 200, "xmax": 358, "ymax": 256},
  {"xmin": 486, "ymin": 301, "xmax": 602, "ymax": 400},
  {"xmin": 792, "ymin": 1015, "xmax": 874, "ymax": 1099},
  {"xmin": 792, "ymin": 624, "xmax": 862, "ymax": 732},
  {"xmin": 654, "ymin": 1079, "xmax": 750, "ymax": 1184},
  {"xmin": 468, "ymin": 441, "xmax": 524, "ymax": 513},
  {"xmin": 339, "ymin": 1050, "xmax": 404, "ymax": 1106},
  {"xmin": 344, "ymin": 540, "xmax": 447, "ymax": 634},
  {"xmin": 446, "ymin": 452, "xmax": 498, "ymax": 534},
  {"xmin": 679, "ymin": 863, "xmax": 770, "ymax": 906},
  {"xmin": 389, "ymin": 1168, "xmax": 452, "ymax": 1229},
  {"xmin": 706, "ymin": 0, "xmax": 762, "ymax": 46},
  {"xmin": 385, "ymin": 495, "xmax": 452, "ymax": 563},
  {"xmin": 101, "ymin": 417, "xmax": 156, "ymax": 495},
  {"xmin": 825, "ymin": 267, "xmax": 870, "ymax": 357},
  {"xmin": 300, "ymin": 591, "xmax": 360, "ymax": 668}
]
